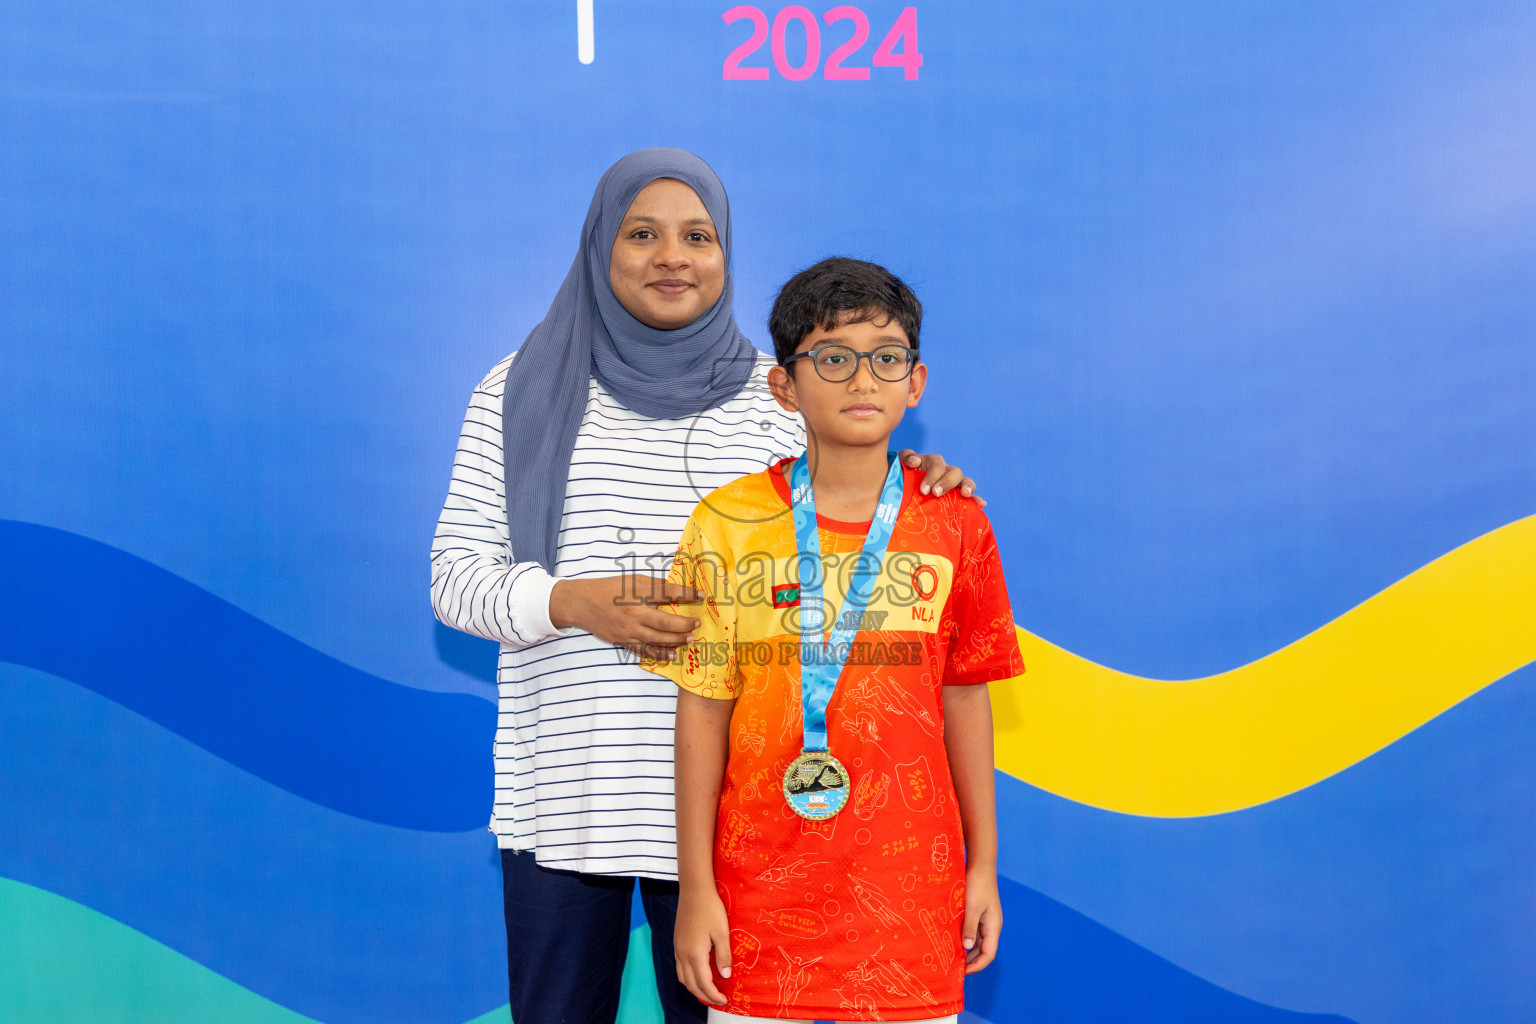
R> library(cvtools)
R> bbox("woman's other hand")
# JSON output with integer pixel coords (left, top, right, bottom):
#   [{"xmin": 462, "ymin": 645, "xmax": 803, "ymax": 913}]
[
  {"xmin": 675, "ymin": 887, "xmax": 732, "ymax": 1005},
  {"xmin": 548, "ymin": 577, "xmax": 703, "ymax": 660},
  {"xmin": 898, "ymin": 449, "xmax": 985, "ymax": 507}
]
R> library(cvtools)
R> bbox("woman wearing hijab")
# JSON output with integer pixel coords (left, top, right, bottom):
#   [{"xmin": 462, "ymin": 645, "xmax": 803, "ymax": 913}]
[{"xmin": 431, "ymin": 149, "xmax": 977, "ymax": 1024}]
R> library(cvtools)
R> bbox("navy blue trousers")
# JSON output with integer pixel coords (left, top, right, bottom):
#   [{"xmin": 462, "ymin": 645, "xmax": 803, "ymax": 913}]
[{"xmin": 500, "ymin": 849, "xmax": 709, "ymax": 1024}]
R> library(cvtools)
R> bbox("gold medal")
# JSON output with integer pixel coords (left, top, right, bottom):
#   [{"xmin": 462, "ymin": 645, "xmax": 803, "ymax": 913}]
[{"xmin": 782, "ymin": 750, "xmax": 851, "ymax": 820}]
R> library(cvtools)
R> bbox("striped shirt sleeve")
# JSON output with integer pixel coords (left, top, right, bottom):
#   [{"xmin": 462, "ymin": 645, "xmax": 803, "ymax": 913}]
[{"xmin": 430, "ymin": 353, "xmax": 574, "ymax": 649}]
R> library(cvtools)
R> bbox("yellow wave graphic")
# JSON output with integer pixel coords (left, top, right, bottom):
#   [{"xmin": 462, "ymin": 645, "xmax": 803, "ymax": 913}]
[{"xmin": 990, "ymin": 515, "xmax": 1536, "ymax": 817}]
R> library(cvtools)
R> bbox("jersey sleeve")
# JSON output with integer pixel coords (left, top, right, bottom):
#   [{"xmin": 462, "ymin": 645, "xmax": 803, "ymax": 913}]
[
  {"xmin": 642, "ymin": 509, "xmax": 742, "ymax": 700},
  {"xmin": 941, "ymin": 509, "xmax": 1027, "ymax": 686}
]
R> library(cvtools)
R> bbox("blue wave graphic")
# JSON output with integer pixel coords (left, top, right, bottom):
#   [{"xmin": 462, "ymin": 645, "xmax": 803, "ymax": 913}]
[
  {"xmin": 1, "ymin": 657, "xmax": 1355, "ymax": 1024},
  {"xmin": 996, "ymin": 660, "xmax": 1536, "ymax": 1024},
  {"xmin": 0, "ymin": 662, "xmax": 506, "ymax": 1024},
  {"xmin": 969, "ymin": 878, "xmax": 1354, "ymax": 1024},
  {"xmin": 0, "ymin": 520, "xmax": 491, "ymax": 831},
  {"xmin": 10, "ymin": 520, "xmax": 1517, "ymax": 1021}
]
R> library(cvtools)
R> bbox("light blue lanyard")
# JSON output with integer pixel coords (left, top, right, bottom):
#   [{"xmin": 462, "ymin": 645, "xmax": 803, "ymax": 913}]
[{"xmin": 789, "ymin": 454, "xmax": 905, "ymax": 752}]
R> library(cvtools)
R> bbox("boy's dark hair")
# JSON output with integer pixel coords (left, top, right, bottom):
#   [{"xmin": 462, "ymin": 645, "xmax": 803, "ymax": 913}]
[{"xmin": 768, "ymin": 257, "xmax": 922, "ymax": 366}]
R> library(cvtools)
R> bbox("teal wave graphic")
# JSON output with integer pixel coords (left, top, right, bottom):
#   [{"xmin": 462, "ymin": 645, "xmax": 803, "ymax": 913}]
[
  {"xmin": 0, "ymin": 661, "xmax": 506, "ymax": 1024},
  {"xmin": 0, "ymin": 875, "xmax": 661, "ymax": 1024}
]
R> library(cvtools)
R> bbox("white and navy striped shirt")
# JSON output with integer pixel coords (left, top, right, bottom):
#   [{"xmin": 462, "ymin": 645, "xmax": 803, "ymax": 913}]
[{"xmin": 431, "ymin": 351, "xmax": 805, "ymax": 878}]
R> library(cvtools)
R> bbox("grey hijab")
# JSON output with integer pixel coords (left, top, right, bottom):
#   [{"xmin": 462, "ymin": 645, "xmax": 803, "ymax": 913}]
[{"xmin": 502, "ymin": 148, "xmax": 757, "ymax": 572}]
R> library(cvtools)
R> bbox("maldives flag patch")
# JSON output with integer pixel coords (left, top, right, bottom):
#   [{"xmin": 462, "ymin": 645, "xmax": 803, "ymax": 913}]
[{"xmin": 773, "ymin": 584, "xmax": 800, "ymax": 608}]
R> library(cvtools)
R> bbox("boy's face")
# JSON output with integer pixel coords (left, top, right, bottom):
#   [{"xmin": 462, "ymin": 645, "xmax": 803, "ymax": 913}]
[{"xmin": 767, "ymin": 311, "xmax": 927, "ymax": 449}]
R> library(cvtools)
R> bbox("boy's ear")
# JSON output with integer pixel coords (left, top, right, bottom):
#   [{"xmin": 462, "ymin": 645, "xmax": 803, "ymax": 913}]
[
  {"xmin": 768, "ymin": 365, "xmax": 800, "ymax": 412},
  {"xmin": 905, "ymin": 361, "xmax": 928, "ymax": 408}
]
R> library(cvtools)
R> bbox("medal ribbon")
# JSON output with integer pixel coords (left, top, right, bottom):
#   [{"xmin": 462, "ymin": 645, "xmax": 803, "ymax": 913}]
[{"xmin": 789, "ymin": 453, "xmax": 905, "ymax": 752}]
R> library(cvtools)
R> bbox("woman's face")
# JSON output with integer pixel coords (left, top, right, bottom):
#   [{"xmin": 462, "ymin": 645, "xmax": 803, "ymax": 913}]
[{"xmin": 608, "ymin": 178, "xmax": 726, "ymax": 330}]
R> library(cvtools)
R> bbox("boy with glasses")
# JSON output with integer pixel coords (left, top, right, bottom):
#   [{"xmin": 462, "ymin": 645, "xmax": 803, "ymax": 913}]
[{"xmin": 645, "ymin": 257, "xmax": 1025, "ymax": 1023}]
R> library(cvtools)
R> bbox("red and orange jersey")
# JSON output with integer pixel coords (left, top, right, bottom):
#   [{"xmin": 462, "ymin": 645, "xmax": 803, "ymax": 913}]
[{"xmin": 648, "ymin": 458, "xmax": 1025, "ymax": 1021}]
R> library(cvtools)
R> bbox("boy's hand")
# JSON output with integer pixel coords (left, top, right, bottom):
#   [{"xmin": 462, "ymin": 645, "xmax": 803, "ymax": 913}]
[
  {"xmin": 549, "ymin": 576, "xmax": 703, "ymax": 661},
  {"xmin": 899, "ymin": 450, "xmax": 985, "ymax": 508},
  {"xmin": 962, "ymin": 866, "xmax": 1003, "ymax": 973},
  {"xmin": 675, "ymin": 888, "xmax": 732, "ymax": 1005}
]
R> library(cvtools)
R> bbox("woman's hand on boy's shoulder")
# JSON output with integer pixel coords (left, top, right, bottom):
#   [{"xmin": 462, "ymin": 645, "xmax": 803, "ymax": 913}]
[
  {"xmin": 962, "ymin": 866, "xmax": 1003, "ymax": 974},
  {"xmin": 899, "ymin": 450, "xmax": 985, "ymax": 508},
  {"xmin": 675, "ymin": 888, "xmax": 732, "ymax": 1005}
]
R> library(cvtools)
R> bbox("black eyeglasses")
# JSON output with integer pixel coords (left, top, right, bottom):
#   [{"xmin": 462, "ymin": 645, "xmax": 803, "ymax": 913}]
[{"xmin": 784, "ymin": 344, "xmax": 918, "ymax": 383}]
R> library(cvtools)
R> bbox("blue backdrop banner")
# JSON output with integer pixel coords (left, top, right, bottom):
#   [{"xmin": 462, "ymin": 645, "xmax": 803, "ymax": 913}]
[{"xmin": 2, "ymin": 3, "xmax": 1534, "ymax": 1023}]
